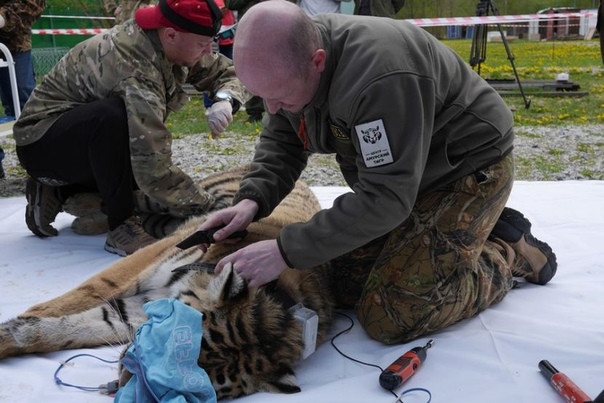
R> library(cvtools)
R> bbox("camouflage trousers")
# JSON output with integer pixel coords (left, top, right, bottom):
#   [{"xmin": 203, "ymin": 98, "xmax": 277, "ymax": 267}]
[{"xmin": 329, "ymin": 153, "xmax": 515, "ymax": 344}]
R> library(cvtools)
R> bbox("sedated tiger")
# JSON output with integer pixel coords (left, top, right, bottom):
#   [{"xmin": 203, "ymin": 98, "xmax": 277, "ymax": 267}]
[{"xmin": 0, "ymin": 165, "xmax": 336, "ymax": 400}]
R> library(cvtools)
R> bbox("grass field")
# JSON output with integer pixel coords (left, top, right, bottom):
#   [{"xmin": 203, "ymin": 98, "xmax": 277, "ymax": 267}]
[
  {"xmin": 2, "ymin": 38, "xmax": 602, "ymax": 183},
  {"xmin": 443, "ymin": 38, "xmax": 604, "ymax": 127},
  {"xmin": 162, "ymin": 38, "xmax": 604, "ymax": 181},
  {"xmin": 168, "ymin": 38, "xmax": 604, "ymax": 137},
  {"xmin": 2, "ymin": 38, "xmax": 602, "ymax": 134}
]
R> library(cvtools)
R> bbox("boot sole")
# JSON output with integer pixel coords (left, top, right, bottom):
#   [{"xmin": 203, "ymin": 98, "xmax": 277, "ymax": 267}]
[
  {"xmin": 493, "ymin": 207, "xmax": 557, "ymax": 285},
  {"xmin": 525, "ymin": 233, "xmax": 557, "ymax": 285},
  {"xmin": 25, "ymin": 179, "xmax": 58, "ymax": 237},
  {"xmin": 104, "ymin": 242, "xmax": 128, "ymax": 257}
]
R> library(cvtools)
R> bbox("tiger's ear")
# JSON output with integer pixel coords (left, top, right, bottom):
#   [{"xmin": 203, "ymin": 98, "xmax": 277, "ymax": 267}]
[{"xmin": 208, "ymin": 262, "xmax": 249, "ymax": 303}]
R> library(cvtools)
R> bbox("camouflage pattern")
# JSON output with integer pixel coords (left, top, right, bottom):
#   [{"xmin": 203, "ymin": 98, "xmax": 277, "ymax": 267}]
[
  {"xmin": 103, "ymin": 0, "xmax": 153, "ymax": 25},
  {"xmin": 0, "ymin": 0, "xmax": 46, "ymax": 53},
  {"xmin": 13, "ymin": 20, "xmax": 249, "ymax": 218},
  {"xmin": 329, "ymin": 153, "xmax": 516, "ymax": 344}
]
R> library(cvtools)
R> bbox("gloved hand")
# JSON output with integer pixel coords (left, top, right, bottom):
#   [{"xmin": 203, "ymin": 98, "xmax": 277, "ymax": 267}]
[
  {"xmin": 0, "ymin": 14, "xmax": 6, "ymax": 29},
  {"xmin": 206, "ymin": 100, "xmax": 233, "ymax": 138}
]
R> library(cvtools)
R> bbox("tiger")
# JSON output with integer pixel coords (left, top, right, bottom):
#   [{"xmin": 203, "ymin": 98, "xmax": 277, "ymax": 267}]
[
  {"xmin": 62, "ymin": 165, "xmax": 239, "ymax": 238},
  {"xmin": 0, "ymin": 165, "xmax": 336, "ymax": 400}
]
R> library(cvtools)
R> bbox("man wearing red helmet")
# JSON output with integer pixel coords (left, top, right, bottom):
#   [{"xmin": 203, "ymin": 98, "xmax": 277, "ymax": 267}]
[{"xmin": 14, "ymin": 0, "xmax": 249, "ymax": 256}]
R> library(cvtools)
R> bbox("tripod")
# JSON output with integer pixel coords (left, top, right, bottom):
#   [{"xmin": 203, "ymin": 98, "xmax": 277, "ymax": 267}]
[{"xmin": 469, "ymin": 0, "xmax": 531, "ymax": 109}]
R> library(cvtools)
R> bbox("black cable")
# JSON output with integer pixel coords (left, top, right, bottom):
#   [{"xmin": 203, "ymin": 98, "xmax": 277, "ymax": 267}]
[
  {"xmin": 54, "ymin": 353, "xmax": 119, "ymax": 393},
  {"xmin": 396, "ymin": 387, "xmax": 432, "ymax": 403},
  {"xmin": 331, "ymin": 311, "xmax": 387, "ymax": 372},
  {"xmin": 330, "ymin": 311, "xmax": 432, "ymax": 403}
]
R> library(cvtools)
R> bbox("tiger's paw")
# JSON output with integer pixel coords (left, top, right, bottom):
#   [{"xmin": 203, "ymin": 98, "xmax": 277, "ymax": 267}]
[
  {"xmin": 72, "ymin": 214, "xmax": 108, "ymax": 235},
  {"xmin": 63, "ymin": 192, "xmax": 103, "ymax": 217},
  {"xmin": 63, "ymin": 193, "xmax": 108, "ymax": 235}
]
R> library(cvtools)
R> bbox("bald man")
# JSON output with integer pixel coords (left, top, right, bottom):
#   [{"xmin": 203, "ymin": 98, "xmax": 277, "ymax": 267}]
[{"xmin": 199, "ymin": 0, "xmax": 557, "ymax": 344}]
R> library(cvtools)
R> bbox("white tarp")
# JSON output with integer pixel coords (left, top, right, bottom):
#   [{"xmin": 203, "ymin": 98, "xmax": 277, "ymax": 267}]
[{"xmin": 1, "ymin": 181, "xmax": 603, "ymax": 403}]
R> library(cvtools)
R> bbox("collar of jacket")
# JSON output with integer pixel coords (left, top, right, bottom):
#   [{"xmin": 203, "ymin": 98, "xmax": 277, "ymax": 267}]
[{"xmin": 141, "ymin": 27, "xmax": 189, "ymax": 98}]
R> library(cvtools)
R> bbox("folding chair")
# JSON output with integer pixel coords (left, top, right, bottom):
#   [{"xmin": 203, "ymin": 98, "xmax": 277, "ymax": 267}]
[{"xmin": 0, "ymin": 42, "xmax": 19, "ymax": 135}]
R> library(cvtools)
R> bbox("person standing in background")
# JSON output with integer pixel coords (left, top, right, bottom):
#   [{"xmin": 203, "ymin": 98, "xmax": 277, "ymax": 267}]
[
  {"xmin": 202, "ymin": 0, "xmax": 235, "ymax": 108},
  {"xmin": 103, "ymin": 0, "xmax": 153, "ymax": 24},
  {"xmin": 216, "ymin": 0, "xmax": 235, "ymax": 59},
  {"xmin": 225, "ymin": 0, "xmax": 265, "ymax": 123},
  {"xmin": 225, "ymin": 0, "xmax": 258, "ymax": 17},
  {"xmin": 0, "ymin": 0, "xmax": 46, "ymax": 179},
  {"xmin": 354, "ymin": 0, "xmax": 403, "ymax": 18},
  {"xmin": 298, "ymin": 0, "xmax": 349, "ymax": 16}
]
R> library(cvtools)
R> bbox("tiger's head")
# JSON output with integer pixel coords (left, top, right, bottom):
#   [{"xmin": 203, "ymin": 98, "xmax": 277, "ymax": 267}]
[{"xmin": 118, "ymin": 262, "xmax": 330, "ymax": 399}]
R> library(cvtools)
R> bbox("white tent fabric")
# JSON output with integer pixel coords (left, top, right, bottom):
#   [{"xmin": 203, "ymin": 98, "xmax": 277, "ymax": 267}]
[{"xmin": 1, "ymin": 181, "xmax": 603, "ymax": 403}]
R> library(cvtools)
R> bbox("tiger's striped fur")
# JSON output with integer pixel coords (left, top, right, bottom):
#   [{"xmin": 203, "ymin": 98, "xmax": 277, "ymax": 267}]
[
  {"xmin": 137, "ymin": 165, "xmax": 245, "ymax": 238},
  {"xmin": 0, "ymin": 166, "xmax": 335, "ymax": 400},
  {"xmin": 64, "ymin": 165, "xmax": 249, "ymax": 237}
]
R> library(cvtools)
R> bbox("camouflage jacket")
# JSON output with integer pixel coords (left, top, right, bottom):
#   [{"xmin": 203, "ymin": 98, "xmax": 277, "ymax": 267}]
[
  {"xmin": 0, "ymin": 0, "xmax": 46, "ymax": 53},
  {"xmin": 14, "ymin": 20, "xmax": 250, "ymax": 217},
  {"xmin": 103, "ymin": 0, "xmax": 153, "ymax": 25}
]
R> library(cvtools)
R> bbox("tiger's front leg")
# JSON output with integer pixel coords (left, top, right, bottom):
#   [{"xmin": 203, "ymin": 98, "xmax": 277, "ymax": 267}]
[
  {"xmin": 22, "ymin": 236, "xmax": 180, "ymax": 318},
  {"xmin": 0, "ymin": 294, "xmax": 150, "ymax": 359}
]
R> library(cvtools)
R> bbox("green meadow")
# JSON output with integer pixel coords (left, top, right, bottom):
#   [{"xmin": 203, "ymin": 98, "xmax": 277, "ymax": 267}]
[
  {"xmin": 169, "ymin": 38, "xmax": 604, "ymax": 137},
  {"xmin": 2, "ymin": 38, "xmax": 602, "ymax": 182}
]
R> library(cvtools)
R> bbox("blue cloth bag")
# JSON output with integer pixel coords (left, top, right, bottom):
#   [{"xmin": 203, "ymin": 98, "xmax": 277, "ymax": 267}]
[{"xmin": 114, "ymin": 298, "xmax": 217, "ymax": 403}]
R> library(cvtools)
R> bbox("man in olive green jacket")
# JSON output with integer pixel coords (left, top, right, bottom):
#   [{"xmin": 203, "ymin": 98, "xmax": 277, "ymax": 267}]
[
  {"xmin": 14, "ymin": 0, "xmax": 249, "ymax": 256},
  {"xmin": 198, "ymin": 1, "xmax": 557, "ymax": 345}
]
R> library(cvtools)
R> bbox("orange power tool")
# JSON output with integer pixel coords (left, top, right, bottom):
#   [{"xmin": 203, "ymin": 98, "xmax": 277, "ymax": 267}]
[{"xmin": 379, "ymin": 340, "xmax": 433, "ymax": 390}]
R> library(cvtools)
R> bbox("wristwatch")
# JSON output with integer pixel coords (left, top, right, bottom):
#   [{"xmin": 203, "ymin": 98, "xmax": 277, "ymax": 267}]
[{"xmin": 214, "ymin": 90, "xmax": 233, "ymax": 106}]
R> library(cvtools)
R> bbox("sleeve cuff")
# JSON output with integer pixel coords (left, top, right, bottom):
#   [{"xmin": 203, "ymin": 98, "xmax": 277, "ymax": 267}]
[
  {"xmin": 232, "ymin": 192, "xmax": 268, "ymax": 221},
  {"xmin": 276, "ymin": 235, "xmax": 295, "ymax": 268}
]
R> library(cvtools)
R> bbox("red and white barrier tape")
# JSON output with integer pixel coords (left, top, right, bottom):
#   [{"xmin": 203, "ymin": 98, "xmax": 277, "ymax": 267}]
[
  {"xmin": 405, "ymin": 12, "xmax": 596, "ymax": 27},
  {"xmin": 32, "ymin": 12, "xmax": 597, "ymax": 35},
  {"xmin": 40, "ymin": 14, "xmax": 115, "ymax": 20},
  {"xmin": 32, "ymin": 28, "xmax": 107, "ymax": 35}
]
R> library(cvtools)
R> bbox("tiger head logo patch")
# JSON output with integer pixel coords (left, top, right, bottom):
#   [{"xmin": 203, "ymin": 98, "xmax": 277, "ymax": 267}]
[
  {"xmin": 354, "ymin": 119, "xmax": 393, "ymax": 167},
  {"xmin": 361, "ymin": 125, "xmax": 382, "ymax": 144}
]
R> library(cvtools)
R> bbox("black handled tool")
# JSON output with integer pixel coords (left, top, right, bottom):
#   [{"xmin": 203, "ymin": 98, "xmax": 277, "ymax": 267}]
[
  {"xmin": 176, "ymin": 226, "xmax": 248, "ymax": 250},
  {"xmin": 171, "ymin": 262, "xmax": 217, "ymax": 274}
]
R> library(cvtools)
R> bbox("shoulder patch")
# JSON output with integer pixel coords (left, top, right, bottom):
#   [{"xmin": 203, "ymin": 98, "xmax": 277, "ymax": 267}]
[
  {"xmin": 329, "ymin": 122, "xmax": 350, "ymax": 141},
  {"xmin": 354, "ymin": 119, "xmax": 394, "ymax": 167}
]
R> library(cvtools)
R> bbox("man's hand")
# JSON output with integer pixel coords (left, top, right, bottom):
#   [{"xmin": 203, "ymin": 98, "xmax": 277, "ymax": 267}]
[
  {"xmin": 196, "ymin": 199, "xmax": 259, "ymax": 251},
  {"xmin": 206, "ymin": 100, "xmax": 233, "ymax": 137},
  {"xmin": 215, "ymin": 240, "xmax": 287, "ymax": 288}
]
